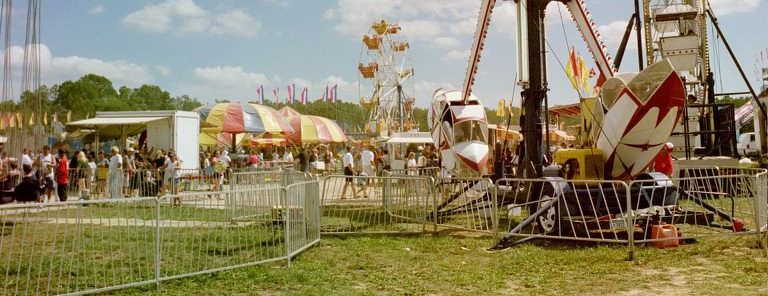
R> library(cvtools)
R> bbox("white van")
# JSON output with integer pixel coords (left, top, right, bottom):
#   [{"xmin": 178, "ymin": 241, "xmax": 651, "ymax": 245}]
[{"xmin": 737, "ymin": 132, "xmax": 758, "ymax": 156}]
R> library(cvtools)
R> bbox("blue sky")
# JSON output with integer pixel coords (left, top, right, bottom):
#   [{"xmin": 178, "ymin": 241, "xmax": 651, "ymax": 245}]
[{"xmin": 5, "ymin": 0, "xmax": 766, "ymax": 108}]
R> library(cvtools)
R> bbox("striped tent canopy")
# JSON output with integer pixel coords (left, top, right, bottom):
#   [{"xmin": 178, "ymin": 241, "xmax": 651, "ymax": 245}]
[
  {"xmin": 194, "ymin": 102, "xmax": 294, "ymax": 135},
  {"xmin": 279, "ymin": 106, "xmax": 301, "ymax": 118},
  {"xmin": 199, "ymin": 131, "xmax": 252, "ymax": 148},
  {"xmin": 250, "ymin": 133, "xmax": 288, "ymax": 146},
  {"xmin": 287, "ymin": 115, "xmax": 348, "ymax": 144}
]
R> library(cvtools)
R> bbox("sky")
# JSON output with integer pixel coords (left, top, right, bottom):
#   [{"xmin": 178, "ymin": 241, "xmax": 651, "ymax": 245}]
[{"xmin": 2, "ymin": 0, "xmax": 766, "ymax": 109}]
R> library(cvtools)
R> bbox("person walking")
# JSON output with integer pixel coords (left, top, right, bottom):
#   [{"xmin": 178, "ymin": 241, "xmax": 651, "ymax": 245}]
[
  {"xmin": 340, "ymin": 146, "xmax": 358, "ymax": 199},
  {"xmin": 55, "ymin": 149, "xmax": 70, "ymax": 202}
]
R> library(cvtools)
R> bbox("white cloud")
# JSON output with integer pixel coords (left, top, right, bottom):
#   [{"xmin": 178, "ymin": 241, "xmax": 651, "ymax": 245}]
[
  {"xmin": 0, "ymin": 44, "xmax": 153, "ymax": 97},
  {"xmin": 193, "ymin": 66, "xmax": 271, "ymax": 88},
  {"xmin": 88, "ymin": 5, "xmax": 104, "ymax": 15},
  {"xmin": 122, "ymin": 0, "xmax": 261, "ymax": 37},
  {"xmin": 442, "ymin": 49, "xmax": 470, "ymax": 61},
  {"xmin": 709, "ymin": 0, "xmax": 761, "ymax": 15},
  {"xmin": 325, "ymin": 0, "xmax": 528, "ymax": 51},
  {"xmin": 50, "ymin": 56, "xmax": 152, "ymax": 86},
  {"xmin": 325, "ymin": 0, "xmax": 486, "ymax": 48},
  {"xmin": 433, "ymin": 37, "xmax": 461, "ymax": 48},
  {"xmin": 597, "ymin": 20, "xmax": 634, "ymax": 52},
  {"xmin": 399, "ymin": 20, "xmax": 443, "ymax": 40}
]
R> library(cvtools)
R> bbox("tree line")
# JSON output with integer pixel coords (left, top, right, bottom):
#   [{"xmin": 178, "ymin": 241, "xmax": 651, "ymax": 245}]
[{"xmin": 1, "ymin": 73, "xmax": 517, "ymax": 131}]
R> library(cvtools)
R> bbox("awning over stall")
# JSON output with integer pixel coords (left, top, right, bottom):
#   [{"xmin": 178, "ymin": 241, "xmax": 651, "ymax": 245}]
[
  {"xmin": 67, "ymin": 117, "xmax": 167, "ymax": 139},
  {"xmin": 386, "ymin": 132, "xmax": 434, "ymax": 144}
]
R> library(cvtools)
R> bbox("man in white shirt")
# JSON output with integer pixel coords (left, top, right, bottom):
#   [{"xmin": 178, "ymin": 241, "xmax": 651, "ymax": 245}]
[
  {"xmin": 21, "ymin": 148, "xmax": 33, "ymax": 167},
  {"xmin": 340, "ymin": 146, "xmax": 358, "ymax": 199},
  {"xmin": 283, "ymin": 149, "xmax": 294, "ymax": 162},
  {"xmin": 108, "ymin": 146, "xmax": 123, "ymax": 199},
  {"xmin": 359, "ymin": 146, "xmax": 375, "ymax": 196},
  {"xmin": 36, "ymin": 145, "xmax": 56, "ymax": 202}
]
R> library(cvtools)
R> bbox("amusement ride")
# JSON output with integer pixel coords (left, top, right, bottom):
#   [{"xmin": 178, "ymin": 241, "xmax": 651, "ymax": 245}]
[
  {"xmin": 420, "ymin": 0, "xmax": 762, "ymax": 249},
  {"xmin": 358, "ymin": 20, "xmax": 416, "ymax": 137}
]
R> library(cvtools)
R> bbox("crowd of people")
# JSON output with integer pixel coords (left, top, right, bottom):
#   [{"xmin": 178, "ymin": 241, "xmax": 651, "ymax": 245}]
[
  {"xmin": 0, "ymin": 140, "xmax": 444, "ymax": 204},
  {"xmin": 0, "ymin": 144, "xmax": 187, "ymax": 204}
]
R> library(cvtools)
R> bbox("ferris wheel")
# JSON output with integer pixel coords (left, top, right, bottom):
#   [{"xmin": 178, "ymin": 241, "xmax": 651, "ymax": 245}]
[
  {"xmin": 358, "ymin": 19, "xmax": 415, "ymax": 137},
  {"xmin": 643, "ymin": 0, "xmax": 710, "ymax": 100}
]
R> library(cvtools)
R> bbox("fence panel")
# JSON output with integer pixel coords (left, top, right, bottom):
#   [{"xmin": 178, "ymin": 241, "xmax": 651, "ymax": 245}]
[
  {"xmin": 285, "ymin": 181, "xmax": 321, "ymax": 259},
  {"xmin": 432, "ymin": 177, "xmax": 497, "ymax": 234},
  {"xmin": 629, "ymin": 169, "xmax": 767, "ymax": 248},
  {"xmin": 320, "ymin": 175, "xmax": 434, "ymax": 234},
  {"xmin": 230, "ymin": 170, "xmax": 285, "ymax": 190},
  {"xmin": 156, "ymin": 188, "xmax": 288, "ymax": 282},
  {"xmin": 494, "ymin": 178, "xmax": 631, "ymax": 246},
  {"xmin": 0, "ymin": 197, "xmax": 159, "ymax": 296}
]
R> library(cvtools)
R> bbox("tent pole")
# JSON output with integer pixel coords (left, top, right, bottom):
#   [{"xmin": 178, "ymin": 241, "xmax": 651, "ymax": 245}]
[
  {"xmin": 120, "ymin": 125, "xmax": 127, "ymax": 150},
  {"xmin": 231, "ymin": 133, "xmax": 237, "ymax": 153}
]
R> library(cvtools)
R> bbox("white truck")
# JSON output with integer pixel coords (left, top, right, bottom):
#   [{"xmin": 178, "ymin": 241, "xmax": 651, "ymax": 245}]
[{"xmin": 737, "ymin": 132, "xmax": 758, "ymax": 157}]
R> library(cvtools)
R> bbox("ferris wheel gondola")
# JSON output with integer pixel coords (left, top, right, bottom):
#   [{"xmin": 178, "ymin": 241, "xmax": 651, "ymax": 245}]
[{"xmin": 358, "ymin": 19, "xmax": 415, "ymax": 136}]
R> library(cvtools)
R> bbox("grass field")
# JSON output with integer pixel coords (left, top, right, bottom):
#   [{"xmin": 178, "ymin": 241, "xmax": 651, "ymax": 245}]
[{"xmin": 111, "ymin": 234, "xmax": 768, "ymax": 296}]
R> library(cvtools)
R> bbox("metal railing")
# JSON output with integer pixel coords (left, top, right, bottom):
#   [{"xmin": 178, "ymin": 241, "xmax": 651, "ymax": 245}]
[
  {"xmin": 492, "ymin": 167, "xmax": 767, "ymax": 259},
  {"xmin": 320, "ymin": 174, "xmax": 435, "ymax": 234},
  {"xmin": 494, "ymin": 178, "xmax": 631, "ymax": 247},
  {"xmin": 433, "ymin": 177, "xmax": 498, "ymax": 235},
  {"xmin": 627, "ymin": 169, "xmax": 768, "ymax": 257},
  {"xmin": 0, "ymin": 179, "xmax": 320, "ymax": 295}
]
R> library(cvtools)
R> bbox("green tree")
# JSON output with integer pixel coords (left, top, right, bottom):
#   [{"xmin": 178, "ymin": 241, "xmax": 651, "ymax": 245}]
[
  {"xmin": 172, "ymin": 95, "xmax": 203, "ymax": 111},
  {"xmin": 125, "ymin": 85, "xmax": 174, "ymax": 110},
  {"xmin": 53, "ymin": 74, "xmax": 117, "ymax": 118}
]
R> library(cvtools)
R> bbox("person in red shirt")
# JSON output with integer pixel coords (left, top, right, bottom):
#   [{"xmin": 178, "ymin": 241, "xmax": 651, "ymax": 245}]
[
  {"xmin": 56, "ymin": 149, "xmax": 70, "ymax": 202},
  {"xmin": 653, "ymin": 142, "xmax": 674, "ymax": 177}
]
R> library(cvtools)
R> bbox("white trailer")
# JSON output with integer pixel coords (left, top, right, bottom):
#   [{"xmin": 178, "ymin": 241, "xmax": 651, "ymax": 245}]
[{"xmin": 68, "ymin": 111, "xmax": 200, "ymax": 170}]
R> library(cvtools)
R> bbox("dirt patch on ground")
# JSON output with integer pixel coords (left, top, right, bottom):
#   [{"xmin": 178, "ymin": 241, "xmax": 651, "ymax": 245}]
[{"xmin": 620, "ymin": 254, "xmax": 746, "ymax": 295}]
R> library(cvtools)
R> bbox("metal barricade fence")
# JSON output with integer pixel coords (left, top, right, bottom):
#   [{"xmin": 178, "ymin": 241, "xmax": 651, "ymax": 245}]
[
  {"xmin": 433, "ymin": 177, "xmax": 498, "ymax": 235},
  {"xmin": 494, "ymin": 178, "xmax": 631, "ymax": 246},
  {"xmin": 230, "ymin": 170, "xmax": 285, "ymax": 190},
  {"xmin": 628, "ymin": 169, "xmax": 768, "ymax": 253},
  {"xmin": 320, "ymin": 174, "xmax": 434, "ymax": 234},
  {"xmin": 383, "ymin": 167, "xmax": 440, "ymax": 179},
  {"xmin": 156, "ymin": 189, "xmax": 288, "ymax": 282},
  {"xmin": 0, "ymin": 179, "xmax": 321, "ymax": 295},
  {"xmin": 284, "ymin": 181, "xmax": 321, "ymax": 260},
  {"xmin": 0, "ymin": 197, "xmax": 158, "ymax": 295}
]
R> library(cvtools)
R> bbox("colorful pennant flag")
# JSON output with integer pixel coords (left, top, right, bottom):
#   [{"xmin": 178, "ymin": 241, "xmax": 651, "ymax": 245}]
[
  {"xmin": 330, "ymin": 85, "xmax": 338, "ymax": 103},
  {"xmin": 300, "ymin": 87, "xmax": 308, "ymax": 104},
  {"xmin": 43, "ymin": 111, "xmax": 47, "ymax": 125},
  {"xmin": 323, "ymin": 83, "xmax": 329, "ymax": 102},
  {"xmin": 273, "ymin": 88, "xmax": 280, "ymax": 104},
  {"xmin": 28, "ymin": 112, "xmax": 34, "ymax": 126},
  {"xmin": 256, "ymin": 85, "xmax": 264, "ymax": 104},
  {"xmin": 287, "ymin": 84, "xmax": 294, "ymax": 104},
  {"xmin": 496, "ymin": 99, "xmax": 506, "ymax": 117},
  {"xmin": 565, "ymin": 47, "xmax": 594, "ymax": 98}
]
